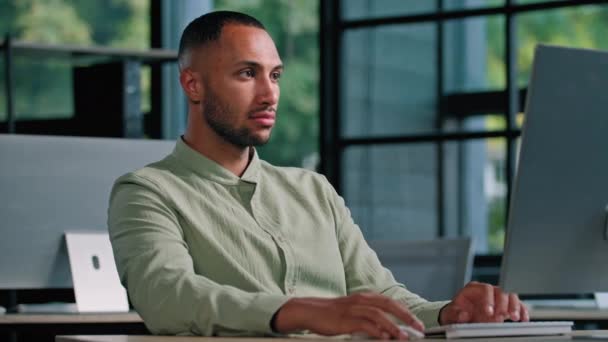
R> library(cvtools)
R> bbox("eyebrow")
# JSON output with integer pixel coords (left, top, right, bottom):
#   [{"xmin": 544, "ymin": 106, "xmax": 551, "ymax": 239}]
[{"xmin": 234, "ymin": 60, "xmax": 284, "ymax": 70}]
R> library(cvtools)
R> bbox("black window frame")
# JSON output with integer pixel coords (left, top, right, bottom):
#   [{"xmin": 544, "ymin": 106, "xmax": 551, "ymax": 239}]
[{"xmin": 320, "ymin": 0, "xmax": 608, "ymax": 257}]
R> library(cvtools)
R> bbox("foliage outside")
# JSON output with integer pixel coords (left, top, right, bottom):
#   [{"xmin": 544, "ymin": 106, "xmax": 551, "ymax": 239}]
[
  {"xmin": 0, "ymin": 0, "xmax": 319, "ymax": 169},
  {"xmin": 0, "ymin": 0, "xmax": 150, "ymax": 121}
]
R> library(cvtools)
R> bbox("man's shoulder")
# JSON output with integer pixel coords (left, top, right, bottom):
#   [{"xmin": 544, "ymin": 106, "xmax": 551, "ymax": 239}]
[
  {"xmin": 259, "ymin": 160, "xmax": 330, "ymax": 188},
  {"xmin": 114, "ymin": 156, "xmax": 177, "ymax": 191}
]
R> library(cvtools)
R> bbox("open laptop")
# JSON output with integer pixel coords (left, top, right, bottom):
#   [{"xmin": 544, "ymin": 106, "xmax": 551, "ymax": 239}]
[{"xmin": 65, "ymin": 232, "xmax": 129, "ymax": 313}]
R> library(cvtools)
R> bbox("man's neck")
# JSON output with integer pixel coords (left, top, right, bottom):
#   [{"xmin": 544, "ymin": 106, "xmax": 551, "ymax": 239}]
[{"xmin": 183, "ymin": 130, "xmax": 252, "ymax": 178}]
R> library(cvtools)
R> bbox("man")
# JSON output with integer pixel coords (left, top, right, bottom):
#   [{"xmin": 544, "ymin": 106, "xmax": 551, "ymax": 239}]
[{"xmin": 108, "ymin": 11, "xmax": 529, "ymax": 338}]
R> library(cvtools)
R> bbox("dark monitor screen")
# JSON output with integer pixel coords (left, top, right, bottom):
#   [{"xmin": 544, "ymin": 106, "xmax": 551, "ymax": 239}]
[{"xmin": 0, "ymin": 134, "xmax": 174, "ymax": 289}]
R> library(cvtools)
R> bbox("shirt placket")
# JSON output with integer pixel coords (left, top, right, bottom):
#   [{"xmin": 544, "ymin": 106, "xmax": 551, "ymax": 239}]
[
  {"xmin": 274, "ymin": 232, "xmax": 297, "ymax": 295},
  {"xmin": 245, "ymin": 182, "xmax": 298, "ymax": 296}
]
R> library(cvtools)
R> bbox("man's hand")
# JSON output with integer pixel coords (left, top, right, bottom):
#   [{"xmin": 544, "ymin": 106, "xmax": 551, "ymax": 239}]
[
  {"xmin": 273, "ymin": 292, "xmax": 424, "ymax": 339},
  {"xmin": 439, "ymin": 281, "xmax": 530, "ymax": 325}
]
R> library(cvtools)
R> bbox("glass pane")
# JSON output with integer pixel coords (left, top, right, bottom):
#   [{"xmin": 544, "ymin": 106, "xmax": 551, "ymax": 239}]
[
  {"xmin": 517, "ymin": 4, "xmax": 608, "ymax": 87},
  {"xmin": 443, "ymin": 16, "xmax": 505, "ymax": 93},
  {"xmin": 444, "ymin": 0, "xmax": 504, "ymax": 10},
  {"xmin": 442, "ymin": 114, "xmax": 507, "ymax": 133},
  {"xmin": 215, "ymin": 0, "xmax": 320, "ymax": 168},
  {"xmin": 443, "ymin": 138, "xmax": 507, "ymax": 253},
  {"xmin": 343, "ymin": 144, "xmax": 438, "ymax": 240},
  {"xmin": 141, "ymin": 65, "xmax": 151, "ymax": 114},
  {"xmin": 516, "ymin": 0, "xmax": 562, "ymax": 4},
  {"xmin": 342, "ymin": 0, "xmax": 435, "ymax": 20},
  {"xmin": 0, "ymin": 1, "xmax": 150, "ymax": 48},
  {"xmin": 13, "ymin": 57, "xmax": 74, "ymax": 120},
  {"xmin": 0, "ymin": 56, "xmax": 5, "ymax": 122},
  {"xmin": 342, "ymin": 24, "xmax": 437, "ymax": 138},
  {"xmin": 0, "ymin": 0, "xmax": 150, "ymax": 124}
]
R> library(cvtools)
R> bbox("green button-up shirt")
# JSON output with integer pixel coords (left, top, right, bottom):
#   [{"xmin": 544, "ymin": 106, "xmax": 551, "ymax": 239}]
[{"xmin": 108, "ymin": 138, "xmax": 447, "ymax": 336}]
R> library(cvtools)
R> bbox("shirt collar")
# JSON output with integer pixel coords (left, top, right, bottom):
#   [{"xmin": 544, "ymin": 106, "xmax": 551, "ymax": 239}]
[{"xmin": 171, "ymin": 137, "xmax": 260, "ymax": 185}]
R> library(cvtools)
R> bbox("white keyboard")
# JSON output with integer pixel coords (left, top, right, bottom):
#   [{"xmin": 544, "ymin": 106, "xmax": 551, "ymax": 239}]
[{"xmin": 425, "ymin": 321, "xmax": 573, "ymax": 339}]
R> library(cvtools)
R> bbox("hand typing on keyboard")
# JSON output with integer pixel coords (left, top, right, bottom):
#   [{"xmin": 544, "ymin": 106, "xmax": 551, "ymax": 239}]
[
  {"xmin": 439, "ymin": 281, "xmax": 530, "ymax": 325},
  {"xmin": 273, "ymin": 292, "xmax": 425, "ymax": 340}
]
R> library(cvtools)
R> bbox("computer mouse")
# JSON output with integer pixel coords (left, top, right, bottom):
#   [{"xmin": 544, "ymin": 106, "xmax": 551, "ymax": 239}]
[{"xmin": 351, "ymin": 325, "xmax": 424, "ymax": 340}]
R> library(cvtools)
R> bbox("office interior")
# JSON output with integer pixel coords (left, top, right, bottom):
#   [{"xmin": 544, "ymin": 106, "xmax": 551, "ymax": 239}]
[{"xmin": 1, "ymin": 0, "xmax": 607, "ymax": 341}]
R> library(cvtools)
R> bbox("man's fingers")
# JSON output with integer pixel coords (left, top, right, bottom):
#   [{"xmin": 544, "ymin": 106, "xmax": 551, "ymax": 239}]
[
  {"xmin": 494, "ymin": 288, "xmax": 509, "ymax": 321},
  {"xmin": 466, "ymin": 282, "xmax": 495, "ymax": 319},
  {"xmin": 451, "ymin": 282, "xmax": 496, "ymax": 322},
  {"xmin": 442, "ymin": 283, "xmax": 531, "ymax": 325},
  {"xmin": 349, "ymin": 305, "xmax": 402, "ymax": 338},
  {"xmin": 520, "ymin": 302, "xmax": 530, "ymax": 322},
  {"xmin": 439, "ymin": 301, "xmax": 472, "ymax": 325},
  {"xmin": 352, "ymin": 319, "xmax": 385, "ymax": 340},
  {"xmin": 354, "ymin": 293, "xmax": 424, "ymax": 332},
  {"xmin": 508, "ymin": 293, "xmax": 521, "ymax": 321},
  {"xmin": 457, "ymin": 309, "xmax": 471, "ymax": 323},
  {"xmin": 449, "ymin": 306, "xmax": 471, "ymax": 323},
  {"xmin": 482, "ymin": 284, "xmax": 496, "ymax": 317}
]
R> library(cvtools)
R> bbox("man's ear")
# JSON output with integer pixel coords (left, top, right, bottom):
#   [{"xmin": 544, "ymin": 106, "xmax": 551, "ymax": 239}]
[{"xmin": 179, "ymin": 69, "xmax": 203, "ymax": 104}]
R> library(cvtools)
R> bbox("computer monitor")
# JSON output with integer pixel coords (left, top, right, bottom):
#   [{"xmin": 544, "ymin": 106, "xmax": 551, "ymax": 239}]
[
  {"xmin": 500, "ymin": 45, "xmax": 608, "ymax": 295},
  {"xmin": 0, "ymin": 134, "xmax": 174, "ymax": 289}
]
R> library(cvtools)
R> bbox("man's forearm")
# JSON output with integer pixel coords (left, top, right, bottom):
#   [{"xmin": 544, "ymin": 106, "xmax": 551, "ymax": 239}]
[{"xmin": 271, "ymin": 293, "xmax": 426, "ymax": 339}]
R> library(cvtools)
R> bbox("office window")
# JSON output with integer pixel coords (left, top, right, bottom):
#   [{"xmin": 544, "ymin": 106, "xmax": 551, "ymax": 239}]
[
  {"xmin": 0, "ymin": 0, "xmax": 150, "ymax": 124},
  {"xmin": 517, "ymin": 4, "xmax": 608, "ymax": 86},
  {"xmin": 444, "ymin": 0, "xmax": 504, "ymax": 10},
  {"xmin": 443, "ymin": 16, "xmax": 505, "ymax": 93},
  {"xmin": 343, "ymin": 144, "xmax": 438, "ymax": 240},
  {"xmin": 342, "ymin": 24, "xmax": 437, "ymax": 138},
  {"xmin": 323, "ymin": 0, "xmax": 608, "ymax": 253},
  {"xmin": 342, "ymin": 0, "xmax": 434, "ymax": 20},
  {"xmin": 211, "ymin": 0, "xmax": 319, "ymax": 168}
]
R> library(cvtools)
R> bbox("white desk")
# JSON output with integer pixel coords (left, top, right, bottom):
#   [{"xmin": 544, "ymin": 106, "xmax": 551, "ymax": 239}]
[
  {"xmin": 531, "ymin": 308, "xmax": 608, "ymax": 321},
  {"xmin": 55, "ymin": 331, "xmax": 608, "ymax": 342}
]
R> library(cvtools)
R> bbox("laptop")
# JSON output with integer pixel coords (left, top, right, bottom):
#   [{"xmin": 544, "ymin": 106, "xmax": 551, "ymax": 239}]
[{"xmin": 65, "ymin": 232, "xmax": 129, "ymax": 313}]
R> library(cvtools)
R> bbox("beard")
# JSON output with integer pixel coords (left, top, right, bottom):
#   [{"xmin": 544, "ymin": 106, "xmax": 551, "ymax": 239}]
[{"xmin": 201, "ymin": 92, "xmax": 272, "ymax": 148}]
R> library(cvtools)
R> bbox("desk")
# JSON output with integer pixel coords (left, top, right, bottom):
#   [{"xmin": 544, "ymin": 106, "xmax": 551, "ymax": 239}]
[
  {"xmin": 0, "ymin": 313, "xmax": 143, "ymax": 325},
  {"xmin": 531, "ymin": 308, "xmax": 608, "ymax": 321},
  {"xmin": 0, "ymin": 313, "xmax": 146, "ymax": 342},
  {"xmin": 55, "ymin": 331, "xmax": 608, "ymax": 342},
  {"xmin": 531, "ymin": 308, "xmax": 608, "ymax": 330}
]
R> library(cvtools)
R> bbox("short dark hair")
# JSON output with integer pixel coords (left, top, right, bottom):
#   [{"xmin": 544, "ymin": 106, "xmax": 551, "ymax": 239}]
[{"xmin": 178, "ymin": 11, "xmax": 266, "ymax": 69}]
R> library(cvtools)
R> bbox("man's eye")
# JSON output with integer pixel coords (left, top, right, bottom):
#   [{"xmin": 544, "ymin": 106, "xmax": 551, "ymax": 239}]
[
  {"xmin": 271, "ymin": 72, "xmax": 282, "ymax": 81},
  {"xmin": 241, "ymin": 70, "xmax": 255, "ymax": 78}
]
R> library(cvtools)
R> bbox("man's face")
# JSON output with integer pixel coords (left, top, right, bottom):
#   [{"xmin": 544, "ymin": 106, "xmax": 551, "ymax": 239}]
[{"xmin": 192, "ymin": 24, "xmax": 282, "ymax": 147}]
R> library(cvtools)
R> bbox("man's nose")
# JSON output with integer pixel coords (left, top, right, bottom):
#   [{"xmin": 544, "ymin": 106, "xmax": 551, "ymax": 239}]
[{"xmin": 256, "ymin": 75, "xmax": 279, "ymax": 105}]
